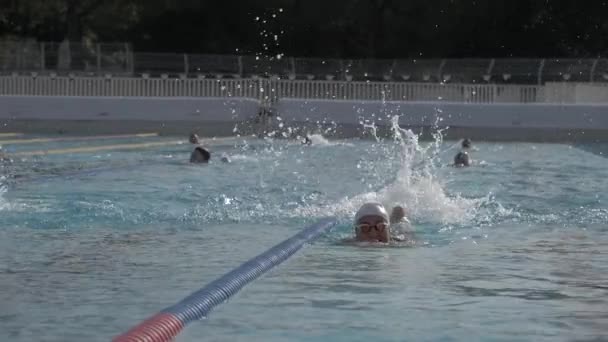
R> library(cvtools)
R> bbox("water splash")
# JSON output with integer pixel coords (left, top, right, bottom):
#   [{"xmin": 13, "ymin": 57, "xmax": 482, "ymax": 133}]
[
  {"xmin": 293, "ymin": 115, "xmax": 493, "ymax": 226},
  {"xmin": 0, "ymin": 176, "xmax": 7, "ymax": 210},
  {"xmin": 378, "ymin": 115, "xmax": 483, "ymax": 224},
  {"xmin": 307, "ymin": 134, "xmax": 331, "ymax": 146},
  {"xmin": 0, "ymin": 157, "xmax": 10, "ymax": 210}
]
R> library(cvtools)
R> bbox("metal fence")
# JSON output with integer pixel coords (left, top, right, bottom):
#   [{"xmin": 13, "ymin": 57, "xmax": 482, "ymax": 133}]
[
  {"xmin": 2, "ymin": 41, "xmax": 608, "ymax": 84},
  {"xmin": 0, "ymin": 75, "xmax": 545, "ymax": 103},
  {"xmin": 272, "ymin": 80, "xmax": 543, "ymax": 103},
  {"xmin": 0, "ymin": 76, "xmax": 262, "ymax": 98},
  {"xmin": 138, "ymin": 56, "xmax": 608, "ymax": 84},
  {"xmin": 0, "ymin": 41, "xmax": 132, "ymax": 75}
]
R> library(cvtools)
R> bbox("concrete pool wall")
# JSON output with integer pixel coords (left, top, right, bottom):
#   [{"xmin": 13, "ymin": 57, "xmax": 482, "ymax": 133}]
[{"xmin": 1, "ymin": 95, "xmax": 607, "ymax": 141}]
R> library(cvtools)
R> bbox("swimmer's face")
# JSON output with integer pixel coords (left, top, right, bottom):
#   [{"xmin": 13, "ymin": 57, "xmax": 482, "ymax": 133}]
[
  {"xmin": 189, "ymin": 134, "xmax": 200, "ymax": 144},
  {"xmin": 355, "ymin": 215, "xmax": 390, "ymax": 243}
]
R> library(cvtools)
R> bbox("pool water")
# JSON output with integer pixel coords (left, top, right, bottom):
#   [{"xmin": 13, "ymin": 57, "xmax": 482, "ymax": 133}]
[{"xmin": 1, "ymin": 131, "xmax": 607, "ymax": 341}]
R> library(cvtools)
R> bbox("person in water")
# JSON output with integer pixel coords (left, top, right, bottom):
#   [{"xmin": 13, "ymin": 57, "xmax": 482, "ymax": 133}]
[
  {"xmin": 354, "ymin": 202, "xmax": 391, "ymax": 243},
  {"xmin": 220, "ymin": 154, "xmax": 231, "ymax": 163},
  {"xmin": 453, "ymin": 151, "xmax": 472, "ymax": 167},
  {"xmin": 0, "ymin": 147, "xmax": 7, "ymax": 162},
  {"xmin": 353, "ymin": 202, "xmax": 413, "ymax": 243},
  {"xmin": 461, "ymin": 138, "xmax": 472, "ymax": 149},
  {"xmin": 189, "ymin": 133, "xmax": 201, "ymax": 145},
  {"xmin": 190, "ymin": 146, "xmax": 211, "ymax": 163},
  {"xmin": 302, "ymin": 136, "xmax": 312, "ymax": 146}
]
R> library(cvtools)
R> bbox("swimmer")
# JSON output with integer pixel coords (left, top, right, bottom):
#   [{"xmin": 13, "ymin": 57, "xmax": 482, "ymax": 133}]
[
  {"xmin": 189, "ymin": 133, "xmax": 200, "ymax": 145},
  {"xmin": 0, "ymin": 147, "xmax": 11, "ymax": 163},
  {"xmin": 354, "ymin": 202, "xmax": 391, "ymax": 243},
  {"xmin": 461, "ymin": 138, "xmax": 472, "ymax": 149},
  {"xmin": 190, "ymin": 146, "xmax": 211, "ymax": 163},
  {"xmin": 352, "ymin": 202, "xmax": 414, "ymax": 244},
  {"xmin": 220, "ymin": 154, "xmax": 231, "ymax": 163},
  {"xmin": 453, "ymin": 151, "xmax": 472, "ymax": 167},
  {"xmin": 302, "ymin": 136, "xmax": 312, "ymax": 146}
]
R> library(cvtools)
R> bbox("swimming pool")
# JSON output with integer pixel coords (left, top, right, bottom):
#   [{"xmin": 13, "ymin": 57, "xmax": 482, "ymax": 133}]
[{"xmin": 1, "ymin": 131, "xmax": 607, "ymax": 341}]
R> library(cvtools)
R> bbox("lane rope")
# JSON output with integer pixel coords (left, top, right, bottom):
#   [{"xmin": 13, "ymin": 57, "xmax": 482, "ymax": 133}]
[{"xmin": 113, "ymin": 218, "xmax": 337, "ymax": 342}]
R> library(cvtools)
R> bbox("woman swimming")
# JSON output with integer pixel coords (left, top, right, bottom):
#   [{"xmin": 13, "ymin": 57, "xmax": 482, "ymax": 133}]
[{"xmin": 351, "ymin": 202, "xmax": 414, "ymax": 244}]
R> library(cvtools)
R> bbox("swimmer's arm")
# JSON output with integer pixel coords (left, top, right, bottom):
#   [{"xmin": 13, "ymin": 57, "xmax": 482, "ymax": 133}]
[{"xmin": 390, "ymin": 221, "xmax": 415, "ymax": 242}]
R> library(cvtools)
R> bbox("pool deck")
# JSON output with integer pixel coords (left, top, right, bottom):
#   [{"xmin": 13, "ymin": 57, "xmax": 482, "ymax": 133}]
[
  {"xmin": 1, "ymin": 119, "xmax": 606, "ymax": 143},
  {"xmin": 1, "ymin": 95, "xmax": 607, "ymax": 142}
]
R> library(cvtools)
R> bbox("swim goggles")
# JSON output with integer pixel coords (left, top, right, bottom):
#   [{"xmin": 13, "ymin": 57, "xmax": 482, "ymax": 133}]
[{"xmin": 355, "ymin": 222, "xmax": 388, "ymax": 233}]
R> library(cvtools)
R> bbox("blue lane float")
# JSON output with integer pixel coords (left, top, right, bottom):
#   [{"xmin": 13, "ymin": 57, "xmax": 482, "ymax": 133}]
[{"xmin": 114, "ymin": 217, "xmax": 337, "ymax": 342}]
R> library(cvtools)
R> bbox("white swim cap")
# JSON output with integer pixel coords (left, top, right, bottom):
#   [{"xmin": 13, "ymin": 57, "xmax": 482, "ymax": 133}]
[{"xmin": 354, "ymin": 202, "xmax": 389, "ymax": 223}]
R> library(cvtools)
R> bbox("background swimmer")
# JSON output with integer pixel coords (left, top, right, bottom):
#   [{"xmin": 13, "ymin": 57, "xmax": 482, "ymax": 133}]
[
  {"xmin": 0, "ymin": 146, "xmax": 12, "ymax": 163},
  {"xmin": 190, "ymin": 146, "xmax": 211, "ymax": 163},
  {"xmin": 220, "ymin": 154, "xmax": 231, "ymax": 163},
  {"xmin": 461, "ymin": 138, "xmax": 472, "ymax": 149},
  {"xmin": 189, "ymin": 133, "xmax": 200, "ymax": 145},
  {"xmin": 453, "ymin": 151, "xmax": 472, "ymax": 167}
]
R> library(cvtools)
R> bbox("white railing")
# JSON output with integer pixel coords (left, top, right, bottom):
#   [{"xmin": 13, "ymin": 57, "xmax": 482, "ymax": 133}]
[
  {"xmin": 0, "ymin": 75, "xmax": 551, "ymax": 103},
  {"xmin": 272, "ymin": 80, "xmax": 544, "ymax": 103},
  {"xmin": 0, "ymin": 76, "xmax": 262, "ymax": 98}
]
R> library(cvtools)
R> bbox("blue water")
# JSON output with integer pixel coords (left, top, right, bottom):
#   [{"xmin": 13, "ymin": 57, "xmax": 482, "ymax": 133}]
[{"xmin": 1, "ymin": 133, "xmax": 607, "ymax": 341}]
